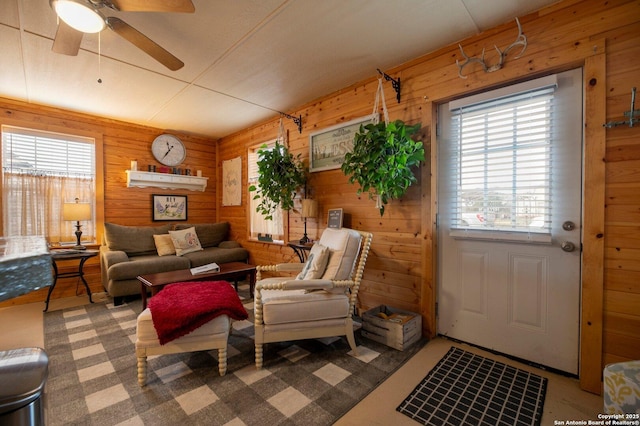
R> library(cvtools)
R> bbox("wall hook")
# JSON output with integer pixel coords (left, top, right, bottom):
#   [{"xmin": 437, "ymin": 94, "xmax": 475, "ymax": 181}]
[
  {"xmin": 377, "ymin": 69, "xmax": 401, "ymax": 103},
  {"xmin": 281, "ymin": 113, "xmax": 303, "ymax": 133},
  {"xmin": 604, "ymin": 87, "xmax": 639, "ymax": 128}
]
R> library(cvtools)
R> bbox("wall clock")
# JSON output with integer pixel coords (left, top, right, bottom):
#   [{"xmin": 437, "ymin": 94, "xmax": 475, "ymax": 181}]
[{"xmin": 151, "ymin": 134, "xmax": 186, "ymax": 167}]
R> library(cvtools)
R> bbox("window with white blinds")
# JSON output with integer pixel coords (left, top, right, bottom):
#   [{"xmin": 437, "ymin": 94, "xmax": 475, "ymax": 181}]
[
  {"xmin": 448, "ymin": 82, "xmax": 556, "ymax": 235},
  {"xmin": 2, "ymin": 127, "xmax": 94, "ymax": 176},
  {"xmin": 248, "ymin": 142, "xmax": 284, "ymax": 242},
  {"xmin": 2, "ymin": 126, "xmax": 96, "ymax": 243}
]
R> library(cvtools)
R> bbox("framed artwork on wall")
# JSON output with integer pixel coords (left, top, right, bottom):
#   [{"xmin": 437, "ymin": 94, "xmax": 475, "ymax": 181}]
[
  {"xmin": 152, "ymin": 194, "xmax": 187, "ymax": 221},
  {"xmin": 327, "ymin": 208, "xmax": 343, "ymax": 229},
  {"xmin": 309, "ymin": 113, "xmax": 377, "ymax": 172},
  {"xmin": 222, "ymin": 156, "xmax": 242, "ymax": 206}
]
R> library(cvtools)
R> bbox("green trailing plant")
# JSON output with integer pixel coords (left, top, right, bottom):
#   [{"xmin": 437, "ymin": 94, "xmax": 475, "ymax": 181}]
[
  {"xmin": 248, "ymin": 141, "xmax": 306, "ymax": 220},
  {"xmin": 341, "ymin": 119, "xmax": 424, "ymax": 216}
]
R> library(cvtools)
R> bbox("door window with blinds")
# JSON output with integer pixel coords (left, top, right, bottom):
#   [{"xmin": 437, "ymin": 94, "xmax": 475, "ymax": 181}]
[
  {"xmin": 444, "ymin": 75, "xmax": 558, "ymax": 243},
  {"xmin": 247, "ymin": 141, "xmax": 284, "ymax": 242},
  {"xmin": 1, "ymin": 126, "xmax": 96, "ymax": 244}
]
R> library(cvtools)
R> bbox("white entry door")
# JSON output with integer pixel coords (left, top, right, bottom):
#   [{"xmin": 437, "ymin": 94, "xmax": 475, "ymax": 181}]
[{"xmin": 437, "ymin": 69, "xmax": 583, "ymax": 374}]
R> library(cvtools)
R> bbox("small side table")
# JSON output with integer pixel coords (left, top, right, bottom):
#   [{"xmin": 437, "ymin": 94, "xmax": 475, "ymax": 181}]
[
  {"xmin": 45, "ymin": 250, "xmax": 98, "ymax": 312},
  {"xmin": 287, "ymin": 242, "xmax": 313, "ymax": 262}
]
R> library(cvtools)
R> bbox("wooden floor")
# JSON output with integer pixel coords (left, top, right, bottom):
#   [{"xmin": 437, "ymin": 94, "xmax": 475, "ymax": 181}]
[{"xmin": 0, "ymin": 294, "xmax": 603, "ymax": 425}]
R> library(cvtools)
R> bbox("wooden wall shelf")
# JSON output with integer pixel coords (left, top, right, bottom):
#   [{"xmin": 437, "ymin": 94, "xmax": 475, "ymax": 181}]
[{"xmin": 126, "ymin": 170, "xmax": 208, "ymax": 192}]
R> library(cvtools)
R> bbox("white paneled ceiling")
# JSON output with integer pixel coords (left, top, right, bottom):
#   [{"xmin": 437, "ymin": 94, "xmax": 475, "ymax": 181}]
[{"xmin": 0, "ymin": 0, "xmax": 559, "ymax": 138}]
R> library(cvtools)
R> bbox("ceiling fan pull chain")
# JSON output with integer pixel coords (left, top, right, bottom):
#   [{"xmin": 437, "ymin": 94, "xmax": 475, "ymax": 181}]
[{"xmin": 97, "ymin": 31, "xmax": 102, "ymax": 84}]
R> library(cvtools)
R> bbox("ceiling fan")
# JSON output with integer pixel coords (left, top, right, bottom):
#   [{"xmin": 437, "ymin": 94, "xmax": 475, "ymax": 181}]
[{"xmin": 49, "ymin": 0, "xmax": 195, "ymax": 71}]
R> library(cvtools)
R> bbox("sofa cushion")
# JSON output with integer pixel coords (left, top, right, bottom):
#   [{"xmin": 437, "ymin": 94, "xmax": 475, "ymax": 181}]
[
  {"xmin": 153, "ymin": 234, "xmax": 176, "ymax": 256},
  {"xmin": 173, "ymin": 222, "xmax": 229, "ymax": 248},
  {"xmin": 296, "ymin": 243, "xmax": 330, "ymax": 280},
  {"xmin": 104, "ymin": 223, "xmax": 172, "ymax": 256},
  {"xmin": 169, "ymin": 227, "xmax": 203, "ymax": 256},
  {"xmin": 319, "ymin": 228, "xmax": 362, "ymax": 280},
  {"xmin": 108, "ymin": 254, "xmax": 190, "ymax": 281},
  {"xmin": 184, "ymin": 246, "xmax": 249, "ymax": 267}
]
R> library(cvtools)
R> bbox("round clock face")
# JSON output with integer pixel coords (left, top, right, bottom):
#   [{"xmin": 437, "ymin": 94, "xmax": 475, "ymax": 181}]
[{"xmin": 151, "ymin": 134, "xmax": 186, "ymax": 167}]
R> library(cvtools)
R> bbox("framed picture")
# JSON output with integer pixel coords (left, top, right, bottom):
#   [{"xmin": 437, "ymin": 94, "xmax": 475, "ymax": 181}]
[
  {"xmin": 327, "ymin": 208, "xmax": 343, "ymax": 229},
  {"xmin": 309, "ymin": 113, "xmax": 377, "ymax": 172},
  {"xmin": 152, "ymin": 194, "xmax": 187, "ymax": 221}
]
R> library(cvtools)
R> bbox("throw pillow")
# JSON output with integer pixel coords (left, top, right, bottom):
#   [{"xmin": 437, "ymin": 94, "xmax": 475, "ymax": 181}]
[
  {"xmin": 153, "ymin": 234, "xmax": 176, "ymax": 256},
  {"xmin": 296, "ymin": 243, "xmax": 330, "ymax": 280},
  {"xmin": 173, "ymin": 222, "xmax": 229, "ymax": 248},
  {"xmin": 169, "ymin": 227, "xmax": 203, "ymax": 256}
]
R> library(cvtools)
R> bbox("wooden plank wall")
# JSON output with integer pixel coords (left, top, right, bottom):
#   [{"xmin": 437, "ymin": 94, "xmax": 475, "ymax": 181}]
[
  {"xmin": 0, "ymin": 0, "xmax": 637, "ymax": 394},
  {"xmin": 216, "ymin": 0, "xmax": 640, "ymax": 394},
  {"xmin": 0, "ymin": 98, "xmax": 217, "ymax": 306}
]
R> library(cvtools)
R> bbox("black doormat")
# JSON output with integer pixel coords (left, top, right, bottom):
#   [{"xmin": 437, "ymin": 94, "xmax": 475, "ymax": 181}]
[{"xmin": 397, "ymin": 346, "xmax": 547, "ymax": 426}]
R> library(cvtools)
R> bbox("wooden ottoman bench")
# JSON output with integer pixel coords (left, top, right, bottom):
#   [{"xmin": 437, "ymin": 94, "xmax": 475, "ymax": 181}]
[{"xmin": 134, "ymin": 280, "xmax": 248, "ymax": 386}]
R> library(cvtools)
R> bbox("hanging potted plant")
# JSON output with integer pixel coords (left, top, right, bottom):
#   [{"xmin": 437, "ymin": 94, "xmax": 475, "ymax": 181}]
[
  {"xmin": 341, "ymin": 119, "xmax": 424, "ymax": 216},
  {"xmin": 248, "ymin": 140, "xmax": 306, "ymax": 220}
]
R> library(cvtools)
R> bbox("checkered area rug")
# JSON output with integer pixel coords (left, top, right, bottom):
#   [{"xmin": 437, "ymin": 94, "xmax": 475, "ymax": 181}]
[
  {"xmin": 397, "ymin": 346, "xmax": 547, "ymax": 426},
  {"xmin": 43, "ymin": 283, "xmax": 425, "ymax": 425}
]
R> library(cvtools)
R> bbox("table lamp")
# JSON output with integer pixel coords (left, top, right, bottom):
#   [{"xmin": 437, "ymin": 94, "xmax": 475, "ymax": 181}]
[
  {"xmin": 300, "ymin": 199, "xmax": 318, "ymax": 244},
  {"xmin": 63, "ymin": 198, "xmax": 91, "ymax": 250}
]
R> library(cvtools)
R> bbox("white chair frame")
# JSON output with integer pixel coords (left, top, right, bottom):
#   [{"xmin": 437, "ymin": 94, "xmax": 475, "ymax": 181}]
[{"xmin": 253, "ymin": 229, "xmax": 373, "ymax": 368}]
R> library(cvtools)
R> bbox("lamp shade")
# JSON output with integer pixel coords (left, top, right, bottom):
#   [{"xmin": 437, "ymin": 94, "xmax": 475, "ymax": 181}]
[
  {"xmin": 50, "ymin": 0, "xmax": 106, "ymax": 33},
  {"xmin": 301, "ymin": 199, "xmax": 318, "ymax": 219},
  {"xmin": 63, "ymin": 202, "xmax": 91, "ymax": 221}
]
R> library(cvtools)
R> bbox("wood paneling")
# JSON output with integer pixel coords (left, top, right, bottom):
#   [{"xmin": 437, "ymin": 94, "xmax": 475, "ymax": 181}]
[
  {"xmin": 0, "ymin": 98, "xmax": 217, "ymax": 307},
  {"xmin": 0, "ymin": 0, "xmax": 638, "ymax": 395},
  {"xmin": 216, "ymin": 0, "xmax": 640, "ymax": 395}
]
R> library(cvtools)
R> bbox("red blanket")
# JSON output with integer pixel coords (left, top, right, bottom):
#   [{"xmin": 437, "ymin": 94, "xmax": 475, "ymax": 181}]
[{"xmin": 149, "ymin": 281, "xmax": 248, "ymax": 345}]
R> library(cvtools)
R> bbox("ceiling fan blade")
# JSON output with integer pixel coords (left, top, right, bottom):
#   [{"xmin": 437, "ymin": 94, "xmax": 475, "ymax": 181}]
[
  {"xmin": 110, "ymin": 0, "xmax": 194, "ymax": 13},
  {"xmin": 106, "ymin": 17, "xmax": 184, "ymax": 71},
  {"xmin": 52, "ymin": 20, "xmax": 83, "ymax": 56}
]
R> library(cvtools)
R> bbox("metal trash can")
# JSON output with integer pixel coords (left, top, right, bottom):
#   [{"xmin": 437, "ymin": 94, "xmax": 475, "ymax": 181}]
[{"xmin": 0, "ymin": 348, "xmax": 49, "ymax": 426}]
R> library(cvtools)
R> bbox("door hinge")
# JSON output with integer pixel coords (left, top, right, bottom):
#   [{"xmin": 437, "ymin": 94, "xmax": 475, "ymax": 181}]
[{"xmin": 435, "ymin": 302, "xmax": 439, "ymax": 318}]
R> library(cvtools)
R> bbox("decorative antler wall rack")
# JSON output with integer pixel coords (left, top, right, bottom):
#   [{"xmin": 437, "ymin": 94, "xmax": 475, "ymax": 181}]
[
  {"xmin": 604, "ymin": 87, "xmax": 638, "ymax": 128},
  {"xmin": 377, "ymin": 69, "xmax": 401, "ymax": 103},
  {"xmin": 456, "ymin": 18, "xmax": 527, "ymax": 79}
]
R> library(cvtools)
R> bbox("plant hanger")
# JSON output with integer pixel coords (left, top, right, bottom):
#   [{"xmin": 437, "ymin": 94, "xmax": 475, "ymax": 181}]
[
  {"xmin": 373, "ymin": 77, "xmax": 390, "ymax": 126},
  {"xmin": 341, "ymin": 77, "xmax": 425, "ymax": 216}
]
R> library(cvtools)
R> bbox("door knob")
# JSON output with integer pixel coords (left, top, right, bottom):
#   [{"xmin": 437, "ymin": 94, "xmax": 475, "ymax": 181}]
[{"xmin": 561, "ymin": 241, "xmax": 576, "ymax": 252}]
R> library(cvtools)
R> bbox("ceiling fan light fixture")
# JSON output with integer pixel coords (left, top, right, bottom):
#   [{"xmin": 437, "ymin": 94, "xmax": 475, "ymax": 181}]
[{"xmin": 51, "ymin": 0, "xmax": 105, "ymax": 33}]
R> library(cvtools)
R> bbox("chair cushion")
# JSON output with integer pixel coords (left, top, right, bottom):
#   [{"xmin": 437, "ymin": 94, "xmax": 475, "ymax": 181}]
[
  {"xmin": 136, "ymin": 308, "xmax": 229, "ymax": 346},
  {"xmin": 169, "ymin": 226, "xmax": 203, "ymax": 256},
  {"xmin": 296, "ymin": 243, "xmax": 330, "ymax": 280},
  {"xmin": 603, "ymin": 360, "xmax": 640, "ymax": 414},
  {"xmin": 319, "ymin": 228, "xmax": 362, "ymax": 280},
  {"xmin": 261, "ymin": 288, "xmax": 349, "ymax": 325}
]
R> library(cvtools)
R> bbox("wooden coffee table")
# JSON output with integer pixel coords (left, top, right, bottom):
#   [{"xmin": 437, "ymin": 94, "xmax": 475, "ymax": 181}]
[{"xmin": 137, "ymin": 261, "xmax": 256, "ymax": 310}]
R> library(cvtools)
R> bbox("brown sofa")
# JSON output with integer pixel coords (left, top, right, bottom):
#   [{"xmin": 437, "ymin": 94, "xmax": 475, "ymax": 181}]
[{"xmin": 100, "ymin": 222, "xmax": 249, "ymax": 305}]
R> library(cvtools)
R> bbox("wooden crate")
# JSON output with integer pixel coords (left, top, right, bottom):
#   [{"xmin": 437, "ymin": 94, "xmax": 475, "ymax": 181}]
[{"xmin": 361, "ymin": 305, "xmax": 422, "ymax": 351}]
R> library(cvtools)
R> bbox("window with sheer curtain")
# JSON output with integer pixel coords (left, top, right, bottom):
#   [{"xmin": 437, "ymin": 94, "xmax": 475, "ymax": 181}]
[
  {"xmin": 1, "ymin": 126, "xmax": 96, "ymax": 245},
  {"xmin": 248, "ymin": 142, "xmax": 284, "ymax": 242}
]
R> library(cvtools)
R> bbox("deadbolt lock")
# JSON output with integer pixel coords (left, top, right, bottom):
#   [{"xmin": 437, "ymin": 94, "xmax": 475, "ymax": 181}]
[{"xmin": 562, "ymin": 221, "xmax": 576, "ymax": 231}]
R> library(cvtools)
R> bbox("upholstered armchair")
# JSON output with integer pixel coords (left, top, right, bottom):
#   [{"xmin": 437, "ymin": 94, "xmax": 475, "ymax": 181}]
[{"xmin": 253, "ymin": 228, "xmax": 373, "ymax": 368}]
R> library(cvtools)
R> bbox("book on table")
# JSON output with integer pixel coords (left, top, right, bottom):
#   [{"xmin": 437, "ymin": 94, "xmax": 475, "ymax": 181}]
[{"xmin": 190, "ymin": 262, "xmax": 220, "ymax": 275}]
